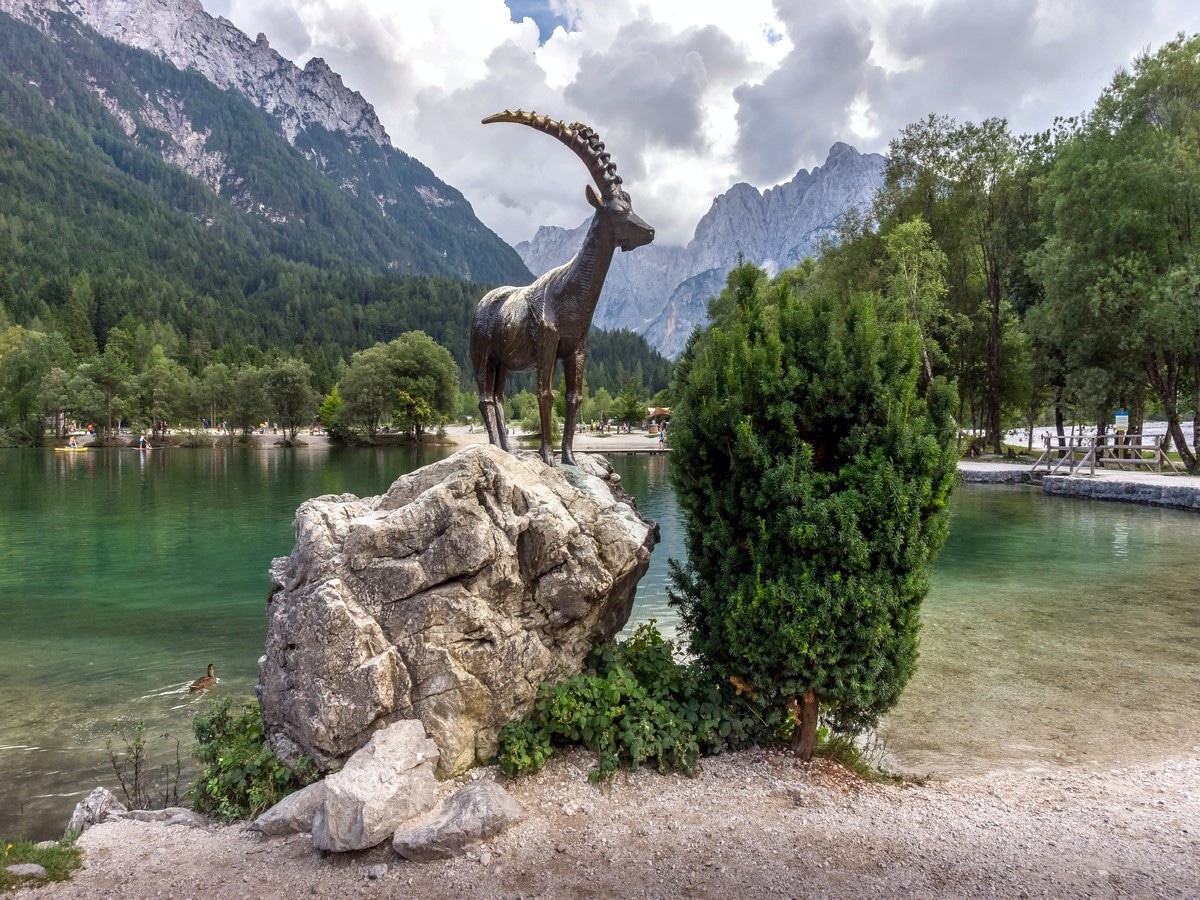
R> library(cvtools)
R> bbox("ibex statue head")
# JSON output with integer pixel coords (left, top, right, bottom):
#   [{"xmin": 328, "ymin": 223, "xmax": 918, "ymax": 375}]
[
  {"xmin": 470, "ymin": 110, "xmax": 655, "ymax": 466},
  {"xmin": 482, "ymin": 110, "xmax": 654, "ymax": 254}
]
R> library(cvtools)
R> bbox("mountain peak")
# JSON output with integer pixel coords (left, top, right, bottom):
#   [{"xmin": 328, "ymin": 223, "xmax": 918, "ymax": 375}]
[
  {"xmin": 303, "ymin": 56, "xmax": 333, "ymax": 76},
  {"xmin": 52, "ymin": 0, "xmax": 391, "ymax": 148},
  {"xmin": 516, "ymin": 143, "xmax": 885, "ymax": 358},
  {"xmin": 827, "ymin": 140, "xmax": 855, "ymax": 159},
  {"xmin": 0, "ymin": 0, "xmax": 532, "ymax": 285}
]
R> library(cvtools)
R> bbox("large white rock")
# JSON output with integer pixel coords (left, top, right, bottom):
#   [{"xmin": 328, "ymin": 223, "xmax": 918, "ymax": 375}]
[
  {"xmin": 258, "ymin": 445, "xmax": 658, "ymax": 776},
  {"xmin": 310, "ymin": 720, "xmax": 439, "ymax": 852}
]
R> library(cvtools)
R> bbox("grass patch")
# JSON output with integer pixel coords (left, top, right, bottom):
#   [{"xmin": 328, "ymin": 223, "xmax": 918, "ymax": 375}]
[
  {"xmin": 0, "ymin": 838, "xmax": 82, "ymax": 891},
  {"xmin": 814, "ymin": 728, "xmax": 908, "ymax": 784}
]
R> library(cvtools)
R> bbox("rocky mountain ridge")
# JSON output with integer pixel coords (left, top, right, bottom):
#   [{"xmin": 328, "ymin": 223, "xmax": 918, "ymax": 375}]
[
  {"xmin": 64, "ymin": 0, "xmax": 390, "ymax": 147},
  {"xmin": 4, "ymin": 0, "xmax": 388, "ymax": 147},
  {"xmin": 517, "ymin": 142, "xmax": 885, "ymax": 357},
  {"xmin": 0, "ymin": 0, "xmax": 529, "ymax": 284}
]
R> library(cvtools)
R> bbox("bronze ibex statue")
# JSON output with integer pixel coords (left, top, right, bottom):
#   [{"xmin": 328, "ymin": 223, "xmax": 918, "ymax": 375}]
[{"xmin": 470, "ymin": 109, "xmax": 655, "ymax": 466}]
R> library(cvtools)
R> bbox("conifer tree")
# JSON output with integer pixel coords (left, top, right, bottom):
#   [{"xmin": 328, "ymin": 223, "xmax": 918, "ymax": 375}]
[{"xmin": 669, "ymin": 262, "xmax": 958, "ymax": 757}]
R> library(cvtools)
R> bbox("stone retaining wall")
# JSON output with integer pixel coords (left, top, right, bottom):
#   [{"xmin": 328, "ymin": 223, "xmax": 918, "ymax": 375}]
[
  {"xmin": 1041, "ymin": 475, "xmax": 1200, "ymax": 512},
  {"xmin": 959, "ymin": 468, "xmax": 1031, "ymax": 485},
  {"xmin": 958, "ymin": 464, "xmax": 1200, "ymax": 512}
]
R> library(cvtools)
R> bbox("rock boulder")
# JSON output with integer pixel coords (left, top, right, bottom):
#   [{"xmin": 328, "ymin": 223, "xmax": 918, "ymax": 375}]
[
  {"xmin": 258, "ymin": 445, "xmax": 658, "ymax": 775},
  {"xmin": 247, "ymin": 781, "xmax": 326, "ymax": 837},
  {"xmin": 65, "ymin": 787, "xmax": 127, "ymax": 836},
  {"xmin": 311, "ymin": 720, "xmax": 439, "ymax": 852},
  {"xmin": 392, "ymin": 780, "xmax": 523, "ymax": 861}
]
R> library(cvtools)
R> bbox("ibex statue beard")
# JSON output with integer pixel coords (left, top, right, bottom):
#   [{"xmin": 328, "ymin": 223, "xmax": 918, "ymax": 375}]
[{"xmin": 470, "ymin": 109, "xmax": 655, "ymax": 466}]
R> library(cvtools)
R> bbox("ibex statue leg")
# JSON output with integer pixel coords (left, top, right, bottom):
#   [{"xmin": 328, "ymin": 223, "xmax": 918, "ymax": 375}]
[
  {"xmin": 476, "ymin": 362, "xmax": 510, "ymax": 452},
  {"xmin": 493, "ymin": 368, "xmax": 512, "ymax": 452},
  {"xmin": 560, "ymin": 345, "xmax": 585, "ymax": 466},
  {"xmin": 536, "ymin": 345, "xmax": 558, "ymax": 466}
]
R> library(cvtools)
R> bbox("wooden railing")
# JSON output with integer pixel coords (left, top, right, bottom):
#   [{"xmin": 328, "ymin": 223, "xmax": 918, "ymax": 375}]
[{"xmin": 1030, "ymin": 433, "xmax": 1182, "ymax": 477}]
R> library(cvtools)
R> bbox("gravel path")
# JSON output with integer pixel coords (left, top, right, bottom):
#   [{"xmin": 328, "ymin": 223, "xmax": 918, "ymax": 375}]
[{"xmin": 16, "ymin": 747, "xmax": 1198, "ymax": 899}]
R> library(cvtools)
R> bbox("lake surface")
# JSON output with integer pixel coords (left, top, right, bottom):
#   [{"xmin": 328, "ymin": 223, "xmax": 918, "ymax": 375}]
[{"xmin": 2, "ymin": 447, "xmax": 1198, "ymax": 839}]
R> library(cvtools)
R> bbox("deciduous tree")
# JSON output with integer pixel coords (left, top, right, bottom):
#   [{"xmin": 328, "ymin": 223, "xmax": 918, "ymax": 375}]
[
  {"xmin": 230, "ymin": 365, "xmax": 268, "ymax": 438},
  {"xmin": 879, "ymin": 115, "xmax": 1034, "ymax": 451},
  {"xmin": 333, "ymin": 331, "xmax": 459, "ymax": 440},
  {"xmin": 264, "ymin": 358, "xmax": 319, "ymax": 443},
  {"xmin": 613, "ymin": 379, "xmax": 647, "ymax": 427},
  {"xmin": 1030, "ymin": 34, "xmax": 1200, "ymax": 469}
]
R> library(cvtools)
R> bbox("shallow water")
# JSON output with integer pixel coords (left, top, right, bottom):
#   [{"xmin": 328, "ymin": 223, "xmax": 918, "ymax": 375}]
[
  {"xmin": 0, "ymin": 445, "xmax": 446, "ymax": 839},
  {"xmin": 880, "ymin": 484, "xmax": 1200, "ymax": 776},
  {"xmin": 615, "ymin": 467, "xmax": 1200, "ymax": 778},
  {"xmin": 1, "ymin": 449, "xmax": 1198, "ymax": 839}
]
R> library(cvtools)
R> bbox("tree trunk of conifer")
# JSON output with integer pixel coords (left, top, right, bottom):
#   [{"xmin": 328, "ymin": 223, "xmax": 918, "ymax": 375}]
[{"xmin": 792, "ymin": 688, "xmax": 818, "ymax": 760}]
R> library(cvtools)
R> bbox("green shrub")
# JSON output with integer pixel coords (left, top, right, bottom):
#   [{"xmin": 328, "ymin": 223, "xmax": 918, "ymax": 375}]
[
  {"xmin": 174, "ymin": 430, "xmax": 212, "ymax": 448},
  {"xmin": 0, "ymin": 424, "xmax": 40, "ymax": 447},
  {"xmin": 190, "ymin": 698, "xmax": 319, "ymax": 822},
  {"xmin": 497, "ymin": 623, "xmax": 774, "ymax": 782}
]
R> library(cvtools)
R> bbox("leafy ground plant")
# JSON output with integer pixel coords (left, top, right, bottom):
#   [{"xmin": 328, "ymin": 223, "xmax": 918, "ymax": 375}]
[
  {"xmin": 190, "ymin": 698, "xmax": 319, "ymax": 822},
  {"xmin": 497, "ymin": 623, "xmax": 773, "ymax": 782},
  {"xmin": 0, "ymin": 839, "xmax": 82, "ymax": 891}
]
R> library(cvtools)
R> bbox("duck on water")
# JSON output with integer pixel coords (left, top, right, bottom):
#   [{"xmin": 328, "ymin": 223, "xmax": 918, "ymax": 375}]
[{"xmin": 188, "ymin": 664, "xmax": 215, "ymax": 692}]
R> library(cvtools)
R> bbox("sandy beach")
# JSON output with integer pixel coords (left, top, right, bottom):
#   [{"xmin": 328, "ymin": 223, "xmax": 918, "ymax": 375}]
[{"xmin": 243, "ymin": 422, "xmax": 670, "ymax": 455}]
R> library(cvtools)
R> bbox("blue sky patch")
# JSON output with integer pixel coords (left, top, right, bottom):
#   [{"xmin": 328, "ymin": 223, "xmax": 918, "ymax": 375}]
[{"xmin": 504, "ymin": 0, "xmax": 570, "ymax": 44}]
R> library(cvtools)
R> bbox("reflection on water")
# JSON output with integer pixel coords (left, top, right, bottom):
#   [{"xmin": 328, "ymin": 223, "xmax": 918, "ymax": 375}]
[
  {"xmin": 610, "ymin": 455, "xmax": 684, "ymax": 644},
  {"xmin": 2, "ymin": 450, "xmax": 1199, "ymax": 839}
]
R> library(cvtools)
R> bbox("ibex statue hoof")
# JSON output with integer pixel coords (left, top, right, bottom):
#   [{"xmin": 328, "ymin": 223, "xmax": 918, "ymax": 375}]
[{"xmin": 469, "ymin": 110, "xmax": 655, "ymax": 465}]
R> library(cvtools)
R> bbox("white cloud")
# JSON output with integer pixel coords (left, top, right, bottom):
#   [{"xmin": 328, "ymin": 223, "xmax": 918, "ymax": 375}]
[{"xmin": 204, "ymin": 0, "xmax": 1200, "ymax": 246}]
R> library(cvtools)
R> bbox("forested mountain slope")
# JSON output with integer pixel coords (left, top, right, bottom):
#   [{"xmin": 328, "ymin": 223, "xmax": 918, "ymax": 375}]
[
  {"xmin": 0, "ymin": 0, "xmax": 529, "ymax": 284},
  {"xmin": 0, "ymin": 3, "xmax": 669, "ymax": 390}
]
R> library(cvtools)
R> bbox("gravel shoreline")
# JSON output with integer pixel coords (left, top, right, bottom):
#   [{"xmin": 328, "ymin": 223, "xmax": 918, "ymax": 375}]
[{"xmin": 16, "ymin": 746, "xmax": 1198, "ymax": 899}]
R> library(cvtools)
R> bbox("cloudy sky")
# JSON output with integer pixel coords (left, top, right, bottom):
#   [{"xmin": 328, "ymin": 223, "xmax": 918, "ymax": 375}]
[{"xmin": 202, "ymin": 0, "xmax": 1200, "ymax": 247}]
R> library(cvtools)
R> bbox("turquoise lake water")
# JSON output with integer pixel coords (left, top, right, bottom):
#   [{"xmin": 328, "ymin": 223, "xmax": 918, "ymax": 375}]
[{"xmin": 1, "ymin": 447, "xmax": 1198, "ymax": 839}]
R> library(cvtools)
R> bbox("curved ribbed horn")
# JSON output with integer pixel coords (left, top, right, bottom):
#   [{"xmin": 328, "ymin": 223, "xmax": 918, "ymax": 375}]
[{"xmin": 483, "ymin": 108, "xmax": 623, "ymax": 198}]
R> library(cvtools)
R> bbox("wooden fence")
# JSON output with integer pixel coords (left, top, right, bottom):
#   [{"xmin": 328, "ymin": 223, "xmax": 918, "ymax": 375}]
[{"xmin": 1030, "ymin": 433, "xmax": 1183, "ymax": 477}]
